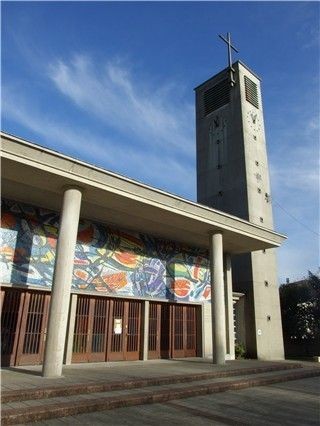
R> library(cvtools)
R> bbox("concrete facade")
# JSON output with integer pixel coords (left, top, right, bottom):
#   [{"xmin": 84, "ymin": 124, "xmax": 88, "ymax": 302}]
[
  {"xmin": 195, "ymin": 61, "xmax": 284, "ymax": 359},
  {"xmin": 1, "ymin": 116, "xmax": 285, "ymax": 371}
]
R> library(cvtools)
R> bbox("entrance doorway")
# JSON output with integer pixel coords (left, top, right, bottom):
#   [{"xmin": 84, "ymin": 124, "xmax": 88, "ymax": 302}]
[
  {"xmin": 1, "ymin": 288, "xmax": 50, "ymax": 367},
  {"xmin": 72, "ymin": 296, "xmax": 143, "ymax": 362},
  {"xmin": 72, "ymin": 295, "xmax": 110, "ymax": 363},
  {"xmin": 148, "ymin": 302, "xmax": 201, "ymax": 359},
  {"xmin": 108, "ymin": 299, "xmax": 142, "ymax": 361},
  {"xmin": 1, "ymin": 288, "xmax": 201, "ymax": 366}
]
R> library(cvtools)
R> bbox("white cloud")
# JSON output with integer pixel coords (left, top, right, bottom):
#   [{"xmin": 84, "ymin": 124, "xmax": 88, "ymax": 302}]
[
  {"xmin": 270, "ymin": 149, "xmax": 318, "ymax": 195},
  {"xmin": 277, "ymin": 240, "xmax": 319, "ymax": 284},
  {"xmin": 2, "ymin": 54, "xmax": 198, "ymax": 199},
  {"xmin": 267, "ymin": 96, "xmax": 319, "ymax": 280},
  {"xmin": 3, "ymin": 50, "xmax": 318, "ymax": 281},
  {"xmin": 48, "ymin": 55, "xmax": 194, "ymax": 161},
  {"xmin": 2, "ymin": 87, "xmax": 196, "ymax": 199},
  {"xmin": 269, "ymin": 94, "xmax": 319, "ymax": 200}
]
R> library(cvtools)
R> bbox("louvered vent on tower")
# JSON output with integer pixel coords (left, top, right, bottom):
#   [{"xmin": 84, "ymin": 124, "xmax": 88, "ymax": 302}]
[
  {"xmin": 244, "ymin": 76, "xmax": 259, "ymax": 108},
  {"xmin": 203, "ymin": 79, "xmax": 230, "ymax": 116}
]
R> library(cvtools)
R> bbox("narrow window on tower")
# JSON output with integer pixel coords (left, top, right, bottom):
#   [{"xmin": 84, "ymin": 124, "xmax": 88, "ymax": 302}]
[
  {"xmin": 203, "ymin": 79, "xmax": 230, "ymax": 116},
  {"xmin": 244, "ymin": 76, "xmax": 259, "ymax": 109}
]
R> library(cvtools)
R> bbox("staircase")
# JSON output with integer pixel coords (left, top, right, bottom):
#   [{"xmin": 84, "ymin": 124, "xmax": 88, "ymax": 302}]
[{"xmin": 1, "ymin": 363, "xmax": 319, "ymax": 425}]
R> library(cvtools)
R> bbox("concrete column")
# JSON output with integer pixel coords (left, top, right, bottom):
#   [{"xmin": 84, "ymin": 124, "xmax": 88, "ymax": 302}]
[
  {"xmin": 64, "ymin": 294, "xmax": 78, "ymax": 365},
  {"xmin": 210, "ymin": 232, "xmax": 226, "ymax": 364},
  {"xmin": 224, "ymin": 254, "xmax": 235, "ymax": 360},
  {"xmin": 142, "ymin": 301, "xmax": 150, "ymax": 361},
  {"xmin": 202, "ymin": 302, "xmax": 213, "ymax": 358},
  {"xmin": 43, "ymin": 186, "xmax": 82, "ymax": 377}
]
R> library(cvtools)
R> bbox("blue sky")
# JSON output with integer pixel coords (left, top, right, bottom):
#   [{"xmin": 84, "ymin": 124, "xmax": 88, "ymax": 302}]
[{"xmin": 2, "ymin": 1, "xmax": 319, "ymax": 282}]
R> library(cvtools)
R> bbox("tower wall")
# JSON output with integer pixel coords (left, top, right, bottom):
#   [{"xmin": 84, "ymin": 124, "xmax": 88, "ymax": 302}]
[{"xmin": 195, "ymin": 61, "xmax": 284, "ymax": 360}]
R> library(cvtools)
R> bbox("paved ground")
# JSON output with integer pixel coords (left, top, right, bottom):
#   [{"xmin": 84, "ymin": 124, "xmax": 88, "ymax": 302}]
[
  {"xmin": 2, "ymin": 358, "xmax": 292, "ymax": 391},
  {"xmin": 2, "ymin": 359, "xmax": 319, "ymax": 425},
  {"xmin": 24, "ymin": 377, "xmax": 320, "ymax": 425}
]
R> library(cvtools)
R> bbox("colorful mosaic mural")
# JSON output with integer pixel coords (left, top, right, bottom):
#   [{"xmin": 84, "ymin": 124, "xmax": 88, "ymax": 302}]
[{"xmin": 1, "ymin": 199, "xmax": 211, "ymax": 302}]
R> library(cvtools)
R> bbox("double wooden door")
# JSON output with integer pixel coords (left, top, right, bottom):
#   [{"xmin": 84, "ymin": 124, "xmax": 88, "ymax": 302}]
[
  {"xmin": 72, "ymin": 296, "xmax": 142, "ymax": 363},
  {"xmin": 72, "ymin": 296, "xmax": 110, "ymax": 363},
  {"xmin": 148, "ymin": 302, "xmax": 200, "ymax": 359},
  {"xmin": 1, "ymin": 287, "xmax": 199, "ymax": 367},
  {"xmin": 1, "ymin": 288, "xmax": 50, "ymax": 366},
  {"xmin": 172, "ymin": 304, "xmax": 199, "ymax": 358}
]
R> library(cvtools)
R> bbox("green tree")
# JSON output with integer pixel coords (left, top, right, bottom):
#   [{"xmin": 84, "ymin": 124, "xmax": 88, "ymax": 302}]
[{"xmin": 280, "ymin": 271, "xmax": 320, "ymax": 345}]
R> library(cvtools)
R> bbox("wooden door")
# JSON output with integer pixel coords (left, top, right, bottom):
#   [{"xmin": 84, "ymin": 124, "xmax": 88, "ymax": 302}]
[
  {"xmin": 171, "ymin": 304, "xmax": 199, "ymax": 358},
  {"xmin": 126, "ymin": 300, "xmax": 142, "ymax": 361},
  {"xmin": 148, "ymin": 302, "xmax": 161, "ymax": 359},
  {"xmin": 90, "ymin": 297, "xmax": 110, "ymax": 362},
  {"xmin": 72, "ymin": 296, "xmax": 91, "ymax": 363},
  {"xmin": 107, "ymin": 299, "xmax": 142, "ymax": 361},
  {"xmin": 160, "ymin": 303, "xmax": 171, "ymax": 358},
  {"xmin": 185, "ymin": 305, "xmax": 198, "ymax": 357},
  {"xmin": 172, "ymin": 304, "xmax": 185, "ymax": 358},
  {"xmin": 147, "ymin": 302, "xmax": 172, "ymax": 359},
  {"xmin": 72, "ymin": 296, "xmax": 110, "ymax": 363},
  {"xmin": 1, "ymin": 288, "xmax": 25, "ymax": 366},
  {"xmin": 15, "ymin": 291, "xmax": 50, "ymax": 366},
  {"xmin": 108, "ymin": 299, "xmax": 126, "ymax": 361}
]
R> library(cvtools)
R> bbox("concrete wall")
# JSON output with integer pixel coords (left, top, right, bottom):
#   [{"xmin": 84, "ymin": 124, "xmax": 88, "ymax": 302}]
[
  {"xmin": 195, "ymin": 61, "xmax": 284, "ymax": 360},
  {"xmin": 202, "ymin": 293, "xmax": 239, "ymax": 360},
  {"xmin": 196, "ymin": 67, "xmax": 249, "ymax": 219},
  {"xmin": 202, "ymin": 302, "xmax": 213, "ymax": 358}
]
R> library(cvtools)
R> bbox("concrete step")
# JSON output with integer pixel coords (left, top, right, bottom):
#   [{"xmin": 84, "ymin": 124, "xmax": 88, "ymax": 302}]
[
  {"xmin": 2, "ymin": 367, "xmax": 320, "ymax": 425},
  {"xmin": 1, "ymin": 362, "xmax": 301, "ymax": 403}
]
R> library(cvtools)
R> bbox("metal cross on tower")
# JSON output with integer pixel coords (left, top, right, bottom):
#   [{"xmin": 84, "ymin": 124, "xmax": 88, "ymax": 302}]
[{"xmin": 218, "ymin": 32, "xmax": 239, "ymax": 85}]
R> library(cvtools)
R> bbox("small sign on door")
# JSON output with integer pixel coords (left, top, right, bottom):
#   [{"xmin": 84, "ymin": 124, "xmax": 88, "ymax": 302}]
[{"xmin": 114, "ymin": 318, "xmax": 122, "ymax": 335}]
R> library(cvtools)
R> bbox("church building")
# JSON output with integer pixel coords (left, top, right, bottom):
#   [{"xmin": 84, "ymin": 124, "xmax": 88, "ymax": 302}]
[{"xmin": 1, "ymin": 49, "xmax": 286, "ymax": 376}]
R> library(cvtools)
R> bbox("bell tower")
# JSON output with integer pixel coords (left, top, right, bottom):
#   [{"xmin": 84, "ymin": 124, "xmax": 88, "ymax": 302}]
[{"xmin": 195, "ymin": 35, "xmax": 284, "ymax": 359}]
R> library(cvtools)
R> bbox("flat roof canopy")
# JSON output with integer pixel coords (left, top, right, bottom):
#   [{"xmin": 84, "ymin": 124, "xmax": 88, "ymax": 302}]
[{"xmin": 1, "ymin": 132, "xmax": 286, "ymax": 254}]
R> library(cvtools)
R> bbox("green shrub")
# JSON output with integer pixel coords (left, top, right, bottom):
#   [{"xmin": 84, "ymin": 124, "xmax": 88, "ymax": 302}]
[{"xmin": 235, "ymin": 343, "xmax": 246, "ymax": 359}]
